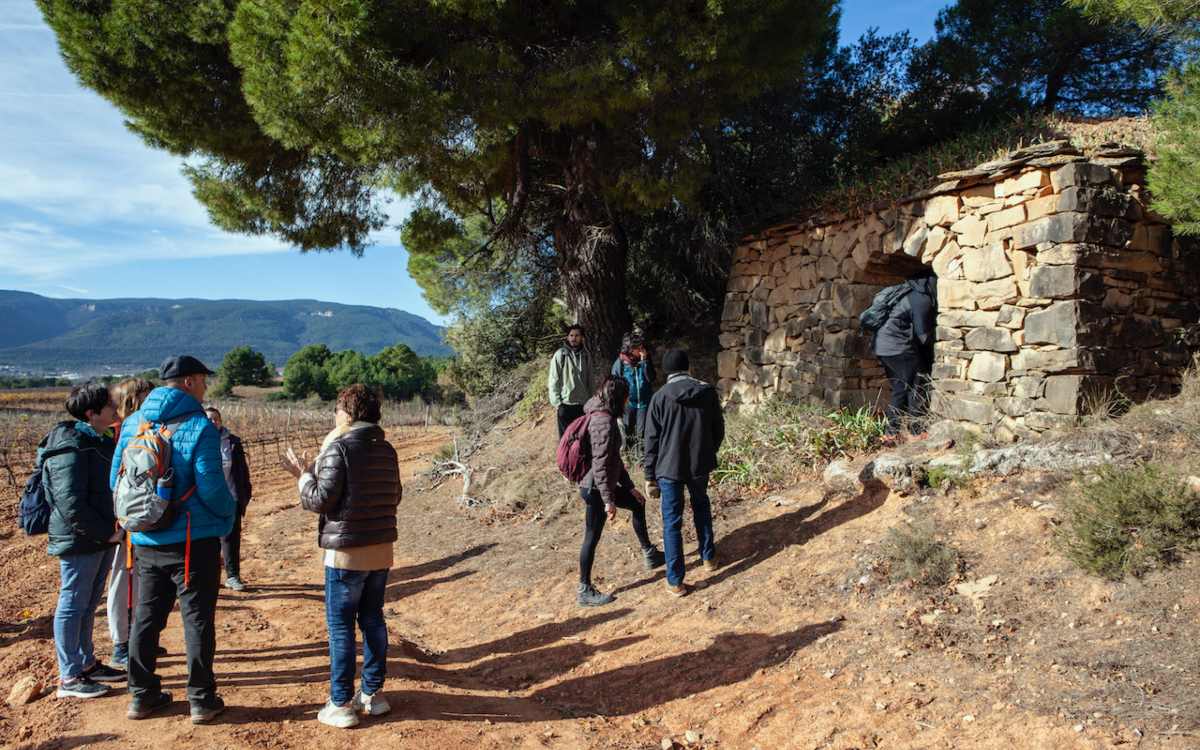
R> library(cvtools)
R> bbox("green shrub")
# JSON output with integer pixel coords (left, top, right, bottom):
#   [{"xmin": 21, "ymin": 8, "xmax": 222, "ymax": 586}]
[
  {"xmin": 883, "ymin": 518, "xmax": 961, "ymax": 587},
  {"xmin": 516, "ymin": 365, "xmax": 550, "ymax": 421},
  {"xmin": 925, "ymin": 465, "xmax": 969, "ymax": 492},
  {"xmin": 1059, "ymin": 463, "xmax": 1200, "ymax": 580},
  {"xmin": 714, "ymin": 398, "xmax": 887, "ymax": 492}
]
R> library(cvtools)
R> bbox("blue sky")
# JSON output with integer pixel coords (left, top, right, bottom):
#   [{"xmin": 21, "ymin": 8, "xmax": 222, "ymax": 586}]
[{"xmin": 0, "ymin": 0, "xmax": 946, "ymax": 326}]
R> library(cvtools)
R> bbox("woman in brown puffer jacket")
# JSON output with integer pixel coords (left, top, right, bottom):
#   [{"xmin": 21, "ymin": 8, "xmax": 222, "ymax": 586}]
[{"xmin": 576, "ymin": 375, "xmax": 664, "ymax": 607}]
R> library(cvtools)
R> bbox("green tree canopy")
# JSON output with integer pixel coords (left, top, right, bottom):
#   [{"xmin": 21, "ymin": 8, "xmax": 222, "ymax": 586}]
[
  {"xmin": 38, "ymin": 0, "xmax": 839, "ymax": 358},
  {"xmin": 214, "ymin": 345, "xmax": 273, "ymax": 394}
]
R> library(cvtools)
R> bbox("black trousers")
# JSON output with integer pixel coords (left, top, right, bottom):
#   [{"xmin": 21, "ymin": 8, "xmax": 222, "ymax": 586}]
[
  {"xmin": 129, "ymin": 538, "xmax": 221, "ymax": 706},
  {"xmin": 879, "ymin": 353, "xmax": 928, "ymax": 435},
  {"xmin": 557, "ymin": 403, "xmax": 585, "ymax": 438},
  {"xmin": 221, "ymin": 512, "xmax": 243, "ymax": 580},
  {"xmin": 579, "ymin": 485, "xmax": 652, "ymax": 585}
]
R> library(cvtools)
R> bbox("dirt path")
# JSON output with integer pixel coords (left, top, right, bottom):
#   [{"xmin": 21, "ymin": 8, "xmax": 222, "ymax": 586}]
[{"xmin": 2, "ymin": 422, "xmax": 1198, "ymax": 749}]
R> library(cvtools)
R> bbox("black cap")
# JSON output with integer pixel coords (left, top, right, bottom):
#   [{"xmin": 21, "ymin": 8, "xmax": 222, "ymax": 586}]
[
  {"xmin": 159, "ymin": 355, "xmax": 215, "ymax": 380},
  {"xmin": 663, "ymin": 348, "xmax": 689, "ymax": 374}
]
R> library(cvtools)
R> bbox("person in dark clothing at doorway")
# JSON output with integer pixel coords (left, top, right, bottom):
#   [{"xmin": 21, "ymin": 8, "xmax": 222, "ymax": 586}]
[
  {"xmin": 576, "ymin": 376, "xmax": 664, "ymax": 607},
  {"xmin": 872, "ymin": 272, "xmax": 937, "ymax": 441}
]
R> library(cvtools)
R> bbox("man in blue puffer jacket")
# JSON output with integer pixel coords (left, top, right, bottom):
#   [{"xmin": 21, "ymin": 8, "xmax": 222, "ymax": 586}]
[{"xmin": 109, "ymin": 355, "xmax": 235, "ymax": 724}]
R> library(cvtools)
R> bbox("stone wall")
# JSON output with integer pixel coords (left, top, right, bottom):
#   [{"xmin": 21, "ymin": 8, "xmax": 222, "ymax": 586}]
[{"xmin": 719, "ymin": 140, "xmax": 1200, "ymax": 439}]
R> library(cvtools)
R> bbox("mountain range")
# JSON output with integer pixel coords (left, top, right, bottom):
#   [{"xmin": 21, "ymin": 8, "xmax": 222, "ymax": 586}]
[{"xmin": 0, "ymin": 290, "xmax": 449, "ymax": 375}]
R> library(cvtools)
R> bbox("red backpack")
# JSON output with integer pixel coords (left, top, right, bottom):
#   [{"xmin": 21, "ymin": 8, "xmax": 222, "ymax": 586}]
[{"xmin": 556, "ymin": 412, "xmax": 595, "ymax": 483}]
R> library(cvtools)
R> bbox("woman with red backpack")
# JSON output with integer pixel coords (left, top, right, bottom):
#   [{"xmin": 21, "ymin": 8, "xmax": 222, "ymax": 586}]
[{"xmin": 576, "ymin": 376, "xmax": 665, "ymax": 607}]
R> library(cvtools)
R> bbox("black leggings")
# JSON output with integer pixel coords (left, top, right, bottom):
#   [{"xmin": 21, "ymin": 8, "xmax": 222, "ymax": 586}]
[{"xmin": 579, "ymin": 485, "xmax": 652, "ymax": 586}]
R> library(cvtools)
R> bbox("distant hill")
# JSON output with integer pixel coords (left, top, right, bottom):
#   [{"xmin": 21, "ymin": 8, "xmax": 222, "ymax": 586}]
[{"xmin": 0, "ymin": 290, "xmax": 449, "ymax": 374}]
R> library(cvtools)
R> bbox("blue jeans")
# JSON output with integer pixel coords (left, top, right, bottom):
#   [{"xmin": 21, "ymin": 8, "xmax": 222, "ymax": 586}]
[
  {"xmin": 324, "ymin": 567, "xmax": 389, "ymax": 706},
  {"xmin": 54, "ymin": 547, "xmax": 116, "ymax": 680},
  {"xmin": 659, "ymin": 475, "xmax": 715, "ymax": 586}
]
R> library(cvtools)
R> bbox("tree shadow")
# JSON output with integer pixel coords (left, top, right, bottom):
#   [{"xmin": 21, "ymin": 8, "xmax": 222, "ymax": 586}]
[
  {"xmin": 701, "ymin": 481, "xmax": 889, "ymax": 590},
  {"xmin": 436, "ymin": 608, "xmax": 634, "ymax": 663},
  {"xmin": 384, "ymin": 569, "xmax": 475, "ymax": 603},
  {"xmin": 391, "ymin": 543, "xmax": 498, "ymax": 581},
  {"xmin": 382, "ymin": 621, "xmax": 840, "ymax": 723},
  {"xmin": 13, "ymin": 733, "xmax": 121, "ymax": 750}
]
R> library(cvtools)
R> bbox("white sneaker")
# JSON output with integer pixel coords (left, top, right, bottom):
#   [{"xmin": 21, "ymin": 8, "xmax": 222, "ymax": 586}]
[
  {"xmin": 353, "ymin": 690, "xmax": 391, "ymax": 717},
  {"xmin": 317, "ymin": 700, "xmax": 360, "ymax": 728}
]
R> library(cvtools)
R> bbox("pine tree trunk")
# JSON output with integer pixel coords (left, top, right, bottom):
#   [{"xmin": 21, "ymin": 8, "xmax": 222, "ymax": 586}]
[{"xmin": 553, "ymin": 129, "xmax": 632, "ymax": 363}]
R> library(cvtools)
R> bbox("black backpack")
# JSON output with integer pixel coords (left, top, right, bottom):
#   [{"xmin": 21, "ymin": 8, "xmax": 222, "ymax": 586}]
[
  {"xmin": 858, "ymin": 284, "xmax": 911, "ymax": 333},
  {"xmin": 17, "ymin": 443, "xmax": 74, "ymax": 536}
]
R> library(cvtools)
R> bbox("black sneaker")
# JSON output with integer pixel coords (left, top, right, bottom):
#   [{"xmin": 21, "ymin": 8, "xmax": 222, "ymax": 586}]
[
  {"xmin": 577, "ymin": 583, "xmax": 615, "ymax": 607},
  {"xmin": 224, "ymin": 576, "xmax": 246, "ymax": 592},
  {"xmin": 56, "ymin": 677, "xmax": 108, "ymax": 699},
  {"xmin": 127, "ymin": 690, "xmax": 173, "ymax": 720},
  {"xmin": 84, "ymin": 662, "xmax": 127, "ymax": 683},
  {"xmin": 642, "ymin": 547, "xmax": 665, "ymax": 570},
  {"xmin": 191, "ymin": 695, "xmax": 226, "ymax": 725}
]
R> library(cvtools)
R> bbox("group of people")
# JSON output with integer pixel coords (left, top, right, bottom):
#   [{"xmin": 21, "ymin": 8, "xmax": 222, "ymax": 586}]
[
  {"xmin": 41, "ymin": 355, "xmax": 401, "ymax": 729},
  {"xmin": 549, "ymin": 327, "xmax": 725, "ymax": 605}
]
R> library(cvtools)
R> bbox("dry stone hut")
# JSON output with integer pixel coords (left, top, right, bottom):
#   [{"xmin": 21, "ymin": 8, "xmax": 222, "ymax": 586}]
[{"xmin": 718, "ymin": 140, "xmax": 1200, "ymax": 441}]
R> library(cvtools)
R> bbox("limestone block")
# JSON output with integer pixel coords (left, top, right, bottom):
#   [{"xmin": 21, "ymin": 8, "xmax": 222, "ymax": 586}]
[
  {"xmin": 932, "ymin": 241, "xmax": 965, "ymax": 280},
  {"xmin": 745, "ymin": 329, "xmax": 767, "ymax": 348},
  {"xmin": 1025, "ymin": 301, "xmax": 1080, "ymax": 347},
  {"xmin": 831, "ymin": 284, "xmax": 878, "ymax": 318},
  {"xmin": 767, "ymin": 285, "xmax": 792, "ymax": 307},
  {"xmin": 817, "ymin": 255, "xmax": 840, "ymax": 280},
  {"xmin": 938, "ymin": 279, "xmax": 978, "ymax": 310},
  {"xmin": 939, "ymin": 394, "xmax": 995, "ymax": 425},
  {"xmin": 996, "ymin": 169, "xmax": 1049, "ymax": 198},
  {"xmin": 1024, "ymin": 411, "xmax": 1079, "ymax": 432},
  {"xmin": 975, "ymin": 278, "xmax": 1020, "ymax": 310},
  {"xmin": 732, "ymin": 381, "xmax": 764, "ymax": 405},
  {"xmin": 764, "ymin": 328, "xmax": 788, "ymax": 354},
  {"xmin": 1011, "ymin": 375, "xmax": 1045, "ymax": 399},
  {"xmin": 964, "ymin": 327, "xmax": 1018, "ymax": 353},
  {"xmin": 963, "ymin": 244, "xmax": 1013, "ymax": 282},
  {"xmin": 933, "ymin": 361, "xmax": 967, "ymax": 380},
  {"xmin": 936, "ymin": 378, "xmax": 969, "ymax": 393},
  {"xmin": 967, "ymin": 351, "xmax": 1008, "ymax": 382},
  {"xmin": 903, "ymin": 224, "xmax": 929, "ymax": 258},
  {"xmin": 1051, "ymin": 162, "xmax": 1115, "ymax": 193},
  {"xmin": 952, "ymin": 214, "xmax": 988, "ymax": 247},
  {"xmin": 1011, "ymin": 213, "xmax": 1089, "ymax": 251},
  {"xmin": 978, "ymin": 201, "xmax": 1005, "ymax": 216},
  {"xmin": 939, "ymin": 310, "xmax": 1000, "ymax": 327},
  {"xmin": 997, "ymin": 305, "xmax": 1026, "ymax": 329},
  {"xmin": 1129, "ymin": 223, "xmax": 1169, "ymax": 254},
  {"xmin": 1012, "ymin": 330, "xmax": 1025, "ymax": 346},
  {"xmin": 937, "ymin": 326, "xmax": 964, "ymax": 341},
  {"xmin": 1011, "ymin": 347, "xmax": 1091, "ymax": 373},
  {"xmin": 1028, "ymin": 266, "xmax": 1102, "ymax": 300},
  {"xmin": 996, "ymin": 397, "xmax": 1035, "ymax": 417},
  {"xmin": 852, "ymin": 233, "xmax": 874, "ymax": 270},
  {"xmin": 1042, "ymin": 375, "xmax": 1086, "ymax": 415},
  {"xmin": 722, "ymin": 295, "xmax": 746, "ymax": 321},
  {"xmin": 749, "ymin": 301, "xmax": 769, "ymax": 330},
  {"xmin": 923, "ymin": 226, "xmax": 950, "ymax": 262},
  {"xmin": 968, "ymin": 381, "xmax": 1008, "ymax": 396},
  {"xmin": 1037, "ymin": 243, "xmax": 1079, "ymax": 265},
  {"xmin": 987, "ymin": 205, "xmax": 1027, "ymax": 232},
  {"xmin": 925, "ymin": 195, "xmax": 960, "ymax": 226},
  {"xmin": 718, "ymin": 333, "xmax": 742, "ymax": 348},
  {"xmin": 717, "ymin": 350, "xmax": 740, "ymax": 379},
  {"xmin": 961, "ymin": 184, "xmax": 995, "ymax": 207}
]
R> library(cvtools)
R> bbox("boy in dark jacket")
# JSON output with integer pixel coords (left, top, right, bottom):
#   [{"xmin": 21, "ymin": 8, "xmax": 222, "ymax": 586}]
[
  {"xmin": 46, "ymin": 383, "xmax": 125, "ymax": 698},
  {"xmin": 643, "ymin": 349, "xmax": 726, "ymax": 597},
  {"xmin": 205, "ymin": 407, "xmax": 253, "ymax": 592}
]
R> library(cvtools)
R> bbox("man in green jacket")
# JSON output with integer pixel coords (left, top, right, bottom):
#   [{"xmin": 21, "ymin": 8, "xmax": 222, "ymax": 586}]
[
  {"xmin": 548, "ymin": 325, "xmax": 594, "ymax": 437},
  {"xmin": 45, "ymin": 383, "xmax": 126, "ymax": 698}
]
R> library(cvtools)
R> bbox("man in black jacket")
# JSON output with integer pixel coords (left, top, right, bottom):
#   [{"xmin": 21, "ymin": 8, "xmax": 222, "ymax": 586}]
[
  {"xmin": 205, "ymin": 407, "xmax": 253, "ymax": 592},
  {"xmin": 643, "ymin": 349, "xmax": 725, "ymax": 597},
  {"xmin": 45, "ymin": 383, "xmax": 126, "ymax": 698},
  {"xmin": 282, "ymin": 384, "xmax": 401, "ymax": 729},
  {"xmin": 872, "ymin": 272, "xmax": 937, "ymax": 440}
]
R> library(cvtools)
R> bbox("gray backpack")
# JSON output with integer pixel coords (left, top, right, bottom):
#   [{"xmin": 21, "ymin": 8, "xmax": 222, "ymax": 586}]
[
  {"xmin": 858, "ymin": 284, "xmax": 911, "ymax": 333},
  {"xmin": 113, "ymin": 417, "xmax": 194, "ymax": 532}
]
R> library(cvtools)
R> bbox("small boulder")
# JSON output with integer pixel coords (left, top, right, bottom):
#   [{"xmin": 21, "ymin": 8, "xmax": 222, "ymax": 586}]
[
  {"xmin": 7, "ymin": 675, "xmax": 42, "ymax": 707},
  {"xmin": 823, "ymin": 459, "xmax": 861, "ymax": 495}
]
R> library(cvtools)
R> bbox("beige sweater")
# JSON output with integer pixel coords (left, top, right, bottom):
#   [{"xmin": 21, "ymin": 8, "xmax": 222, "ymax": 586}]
[{"xmin": 299, "ymin": 421, "xmax": 394, "ymax": 571}]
